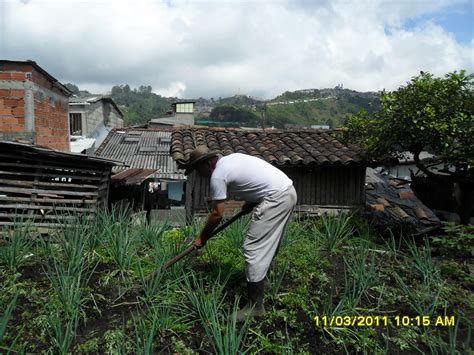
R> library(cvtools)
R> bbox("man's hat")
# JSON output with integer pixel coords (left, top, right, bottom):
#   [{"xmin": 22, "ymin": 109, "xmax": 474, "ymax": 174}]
[{"xmin": 183, "ymin": 145, "xmax": 219, "ymax": 175}]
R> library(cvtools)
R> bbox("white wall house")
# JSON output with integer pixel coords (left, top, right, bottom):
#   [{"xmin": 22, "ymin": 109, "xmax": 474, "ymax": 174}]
[{"xmin": 69, "ymin": 96, "xmax": 124, "ymax": 154}]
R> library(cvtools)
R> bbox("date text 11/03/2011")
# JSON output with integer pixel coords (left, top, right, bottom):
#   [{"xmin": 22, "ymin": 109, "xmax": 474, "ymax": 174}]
[{"xmin": 314, "ymin": 315, "xmax": 456, "ymax": 327}]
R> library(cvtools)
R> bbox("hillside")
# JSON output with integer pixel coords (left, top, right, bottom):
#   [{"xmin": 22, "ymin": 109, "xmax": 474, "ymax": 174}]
[
  {"xmin": 109, "ymin": 85, "xmax": 173, "ymax": 126},
  {"xmin": 196, "ymin": 87, "xmax": 380, "ymax": 128},
  {"xmin": 66, "ymin": 83, "xmax": 380, "ymax": 128}
]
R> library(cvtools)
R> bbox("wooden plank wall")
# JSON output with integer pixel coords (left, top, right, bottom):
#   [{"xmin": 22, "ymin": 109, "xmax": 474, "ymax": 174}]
[
  {"xmin": 283, "ymin": 166, "xmax": 366, "ymax": 206},
  {"xmin": 188, "ymin": 165, "xmax": 366, "ymax": 213},
  {"xmin": 0, "ymin": 151, "xmax": 112, "ymax": 229}
]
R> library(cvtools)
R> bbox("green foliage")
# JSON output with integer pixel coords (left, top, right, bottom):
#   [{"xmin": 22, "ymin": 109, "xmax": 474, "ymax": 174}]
[
  {"xmin": 183, "ymin": 273, "xmax": 252, "ymax": 354},
  {"xmin": 64, "ymin": 83, "xmax": 80, "ymax": 96},
  {"xmin": 102, "ymin": 208, "xmax": 136, "ymax": 272},
  {"xmin": 263, "ymin": 88, "xmax": 379, "ymax": 128},
  {"xmin": 394, "ymin": 272, "xmax": 445, "ymax": 316},
  {"xmin": 0, "ymin": 290, "xmax": 18, "ymax": 345},
  {"xmin": 406, "ymin": 237, "xmax": 440, "ymax": 284},
  {"xmin": 46, "ymin": 313, "xmax": 79, "ymax": 354},
  {"xmin": 1, "ymin": 207, "xmax": 473, "ymax": 353},
  {"xmin": 103, "ymin": 328, "xmax": 129, "ymax": 355},
  {"xmin": 110, "ymin": 84, "xmax": 171, "ymax": 125},
  {"xmin": 45, "ymin": 259, "xmax": 86, "ymax": 319},
  {"xmin": 137, "ymin": 260, "xmax": 164, "ymax": 302},
  {"xmin": 267, "ymin": 259, "xmax": 289, "ymax": 299},
  {"xmin": 343, "ymin": 244, "xmax": 379, "ymax": 309},
  {"xmin": 137, "ymin": 219, "xmax": 170, "ymax": 250},
  {"xmin": 343, "ymin": 70, "xmax": 474, "ymax": 179},
  {"xmin": 209, "ymin": 105, "xmax": 260, "ymax": 126},
  {"xmin": 312, "ymin": 212, "xmax": 355, "ymax": 252},
  {"xmin": 431, "ymin": 222, "xmax": 474, "ymax": 258},
  {"xmin": 0, "ymin": 221, "xmax": 33, "ymax": 272},
  {"xmin": 198, "ymin": 88, "xmax": 379, "ymax": 129}
]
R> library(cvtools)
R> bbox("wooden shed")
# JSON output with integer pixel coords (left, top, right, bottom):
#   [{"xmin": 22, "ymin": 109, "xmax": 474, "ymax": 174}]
[
  {"xmin": 0, "ymin": 141, "xmax": 117, "ymax": 230},
  {"xmin": 170, "ymin": 127, "xmax": 367, "ymax": 217},
  {"xmin": 95, "ymin": 128, "xmax": 187, "ymax": 223}
]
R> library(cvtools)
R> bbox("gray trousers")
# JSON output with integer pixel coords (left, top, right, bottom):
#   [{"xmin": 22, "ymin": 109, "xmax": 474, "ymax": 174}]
[{"xmin": 243, "ymin": 185, "xmax": 297, "ymax": 282}]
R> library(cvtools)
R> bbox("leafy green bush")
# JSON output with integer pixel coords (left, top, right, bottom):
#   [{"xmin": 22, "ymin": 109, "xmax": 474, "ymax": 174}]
[{"xmin": 431, "ymin": 222, "xmax": 474, "ymax": 259}]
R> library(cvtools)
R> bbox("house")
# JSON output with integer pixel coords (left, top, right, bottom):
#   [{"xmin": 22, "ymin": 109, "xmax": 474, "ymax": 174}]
[
  {"xmin": 148, "ymin": 100, "xmax": 196, "ymax": 128},
  {"xmin": 382, "ymin": 151, "xmax": 437, "ymax": 180},
  {"xmin": 95, "ymin": 128, "xmax": 186, "ymax": 223},
  {"xmin": 170, "ymin": 127, "xmax": 367, "ymax": 217},
  {"xmin": 0, "ymin": 60, "xmax": 72, "ymax": 151},
  {"xmin": 69, "ymin": 96, "xmax": 124, "ymax": 154},
  {"xmin": 0, "ymin": 141, "xmax": 117, "ymax": 232}
]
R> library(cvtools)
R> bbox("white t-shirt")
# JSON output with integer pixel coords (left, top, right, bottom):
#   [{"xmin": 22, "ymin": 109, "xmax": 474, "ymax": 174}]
[{"xmin": 210, "ymin": 153, "xmax": 293, "ymax": 203}]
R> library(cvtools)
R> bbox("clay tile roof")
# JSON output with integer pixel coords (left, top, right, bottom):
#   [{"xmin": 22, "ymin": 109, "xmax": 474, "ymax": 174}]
[{"xmin": 170, "ymin": 127, "xmax": 364, "ymax": 168}]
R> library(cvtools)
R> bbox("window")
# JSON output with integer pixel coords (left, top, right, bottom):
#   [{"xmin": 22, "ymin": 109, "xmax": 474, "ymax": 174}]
[
  {"xmin": 176, "ymin": 103, "xmax": 193, "ymax": 113},
  {"xmin": 69, "ymin": 113, "xmax": 82, "ymax": 135}
]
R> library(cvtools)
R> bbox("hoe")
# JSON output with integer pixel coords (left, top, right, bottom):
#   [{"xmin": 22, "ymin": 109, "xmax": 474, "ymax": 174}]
[{"xmin": 145, "ymin": 210, "xmax": 247, "ymax": 282}]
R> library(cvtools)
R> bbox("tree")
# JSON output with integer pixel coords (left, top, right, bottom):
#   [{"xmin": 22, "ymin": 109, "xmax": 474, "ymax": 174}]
[
  {"xmin": 110, "ymin": 84, "xmax": 170, "ymax": 125},
  {"xmin": 209, "ymin": 105, "xmax": 259, "ymax": 125},
  {"xmin": 342, "ymin": 70, "xmax": 474, "ymax": 222},
  {"xmin": 65, "ymin": 83, "xmax": 80, "ymax": 96},
  {"xmin": 343, "ymin": 70, "xmax": 473, "ymax": 181}
]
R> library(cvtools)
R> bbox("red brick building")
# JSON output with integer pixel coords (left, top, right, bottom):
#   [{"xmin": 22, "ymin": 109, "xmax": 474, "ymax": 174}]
[{"xmin": 0, "ymin": 60, "xmax": 72, "ymax": 151}]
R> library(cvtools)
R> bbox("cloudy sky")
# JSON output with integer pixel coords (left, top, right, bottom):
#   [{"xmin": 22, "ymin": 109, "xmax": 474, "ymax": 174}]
[{"xmin": 1, "ymin": 0, "xmax": 472, "ymax": 99}]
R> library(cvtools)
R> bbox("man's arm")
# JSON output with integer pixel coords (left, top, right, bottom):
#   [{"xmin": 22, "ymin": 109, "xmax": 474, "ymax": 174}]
[{"xmin": 194, "ymin": 200, "xmax": 225, "ymax": 248}]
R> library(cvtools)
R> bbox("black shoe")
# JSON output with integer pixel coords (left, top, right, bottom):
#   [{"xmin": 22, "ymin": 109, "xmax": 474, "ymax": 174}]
[{"xmin": 236, "ymin": 280, "xmax": 265, "ymax": 322}]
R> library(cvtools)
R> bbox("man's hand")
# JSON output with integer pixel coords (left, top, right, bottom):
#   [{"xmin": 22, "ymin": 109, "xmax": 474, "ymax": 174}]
[
  {"xmin": 194, "ymin": 201, "xmax": 225, "ymax": 250},
  {"xmin": 194, "ymin": 235, "xmax": 206, "ymax": 249},
  {"xmin": 241, "ymin": 201, "xmax": 258, "ymax": 215}
]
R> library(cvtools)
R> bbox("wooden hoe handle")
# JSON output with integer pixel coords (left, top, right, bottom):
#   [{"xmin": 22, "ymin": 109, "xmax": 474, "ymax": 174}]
[{"xmin": 159, "ymin": 210, "xmax": 248, "ymax": 273}]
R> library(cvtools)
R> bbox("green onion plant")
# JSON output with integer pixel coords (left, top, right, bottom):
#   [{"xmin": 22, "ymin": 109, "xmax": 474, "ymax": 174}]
[
  {"xmin": 406, "ymin": 237, "xmax": 440, "ymax": 284},
  {"xmin": 0, "ymin": 220, "xmax": 33, "ymax": 272},
  {"xmin": 267, "ymin": 259, "xmax": 289, "ymax": 298},
  {"xmin": 312, "ymin": 212, "xmax": 354, "ymax": 252},
  {"xmin": 343, "ymin": 243, "xmax": 378, "ymax": 309},
  {"xmin": 46, "ymin": 313, "xmax": 79, "ymax": 355},
  {"xmin": 0, "ymin": 290, "xmax": 18, "ymax": 345}
]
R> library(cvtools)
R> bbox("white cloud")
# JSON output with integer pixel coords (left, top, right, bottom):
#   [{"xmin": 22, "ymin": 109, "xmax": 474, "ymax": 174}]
[{"xmin": 1, "ymin": 0, "xmax": 472, "ymax": 98}]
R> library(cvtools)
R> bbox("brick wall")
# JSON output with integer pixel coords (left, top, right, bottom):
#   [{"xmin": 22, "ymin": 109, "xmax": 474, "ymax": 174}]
[
  {"xmin": 0, "ymin": 86, "xmax": 26, "ymax": 134},
  {"xmin": 34, "ymin": 89, "xmax": 70, "ymax": 151},
  {"xmin": 0, "ymin": 62, "xmax": 70, "ymax": 151},
  {"xmin": 0, "ymin": 64, "xmax": 27, "ymax": 137}
]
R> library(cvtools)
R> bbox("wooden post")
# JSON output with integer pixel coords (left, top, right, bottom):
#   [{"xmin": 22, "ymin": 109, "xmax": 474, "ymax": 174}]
[{"xmin": 185, "ymin": 172, "xmax": 194, "ymax": 224}]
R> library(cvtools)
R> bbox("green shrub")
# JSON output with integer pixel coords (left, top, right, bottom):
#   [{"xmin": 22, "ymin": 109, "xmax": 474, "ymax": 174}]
[{"xmin": 431, "ymin": 222, "xmax": 474, "ymax": 259}]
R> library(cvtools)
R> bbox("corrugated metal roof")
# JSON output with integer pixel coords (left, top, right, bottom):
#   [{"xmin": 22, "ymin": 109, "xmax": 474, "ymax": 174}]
[
  {"xmin": 111, "ymin": 168, "xmax": 158, "ymax": 185},
  {"xmin": 0, "ymin": 141, "xmax": 118, "ymax": 166},
  {"xmin": 70, "ymin": 137, "xmax": 95, "ymax": 153},
  {"xmin": 95, "ymin": 128, "xmax": 185, "ymax": 179}
]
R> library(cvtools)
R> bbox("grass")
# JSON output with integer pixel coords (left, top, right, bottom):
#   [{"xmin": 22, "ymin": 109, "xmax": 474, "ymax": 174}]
[{"xmin": 0, "ymin": 207, "xmax": 472, "ymax": 353}]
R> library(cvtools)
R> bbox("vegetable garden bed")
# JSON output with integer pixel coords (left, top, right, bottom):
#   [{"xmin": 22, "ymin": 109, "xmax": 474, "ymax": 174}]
[{"xmin": 0, "ymin": 208, "xmax": 472, "ymax": 353}]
